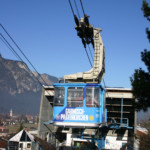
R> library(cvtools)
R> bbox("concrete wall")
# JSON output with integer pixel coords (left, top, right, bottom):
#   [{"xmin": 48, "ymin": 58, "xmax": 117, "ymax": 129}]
[
  {"xmin": 38, "ymin": 86, "xmax": 54, "ymax": 140},
  {"xmin": 38, "ymin": 86, "xmax": 137, "ymax": 149}
]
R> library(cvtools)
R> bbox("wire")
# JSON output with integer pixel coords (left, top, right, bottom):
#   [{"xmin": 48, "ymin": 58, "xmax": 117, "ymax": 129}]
[
  {"xmin": 84, "ymin": 47, "xmax": 92, "ymax": 67},
  {"xmin": 0, "ymin": 25, "xmax": 56, "ymax": 101},
  {"xmin": 0, "ymin": 33, "xmax": 57, "ymax": 105},
  {"xmin": 80, "ymin": 0, "xmax": 85, "ymax": 15},
  {"xmin": 0, "ymin": 32, "xmax": 56, "ymax": 101},
  {"xmin": 68, "ymin": 0, "xmax": 93, "ymax": 67},
  {"xmin": 68, "ymin": 0, "xmax": 75, "ymax": 16},
  {"xmin": 0, "ymin": 33, "xmax": 44, "ymax": 87},
  {"xmin": 0, "ymin": 33, "xmax": 25, "ymax": 64},
  {"xmin": 0, "ymin": 36, "xmax": 19, "ymax": 59},
  {"xmin": 87, "ymin": 44, "xmax": 94, "ymax": 62},
  {"xmin": 0, "ymin": 24, "xmax": 48, "ymax": 86},
  {"xmin": 74, "ymin": 0, "xmax": 80, "ymax": 18}
]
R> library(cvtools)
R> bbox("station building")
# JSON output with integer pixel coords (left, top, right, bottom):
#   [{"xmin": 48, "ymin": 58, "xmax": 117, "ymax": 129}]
[{"xmin": 38, "ymin": 86, "xmax": 137, "ymax": 149}]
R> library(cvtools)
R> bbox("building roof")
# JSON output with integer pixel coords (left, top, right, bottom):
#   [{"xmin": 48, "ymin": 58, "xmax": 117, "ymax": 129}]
[
  {"xmin": 0, "ymin": 137, "xmax": 8, "ymax": 148},
  {"xmin": 34, "ymin": 136, "xmax": 55, "ymax": 150},
  {"xmin": 136, "ymin": 126, "xmax": 148, "ymax": 136},
  {"xmin": 0, "ymin": 129, "xmax": 9, "ymax": 133},
  {"xmin": 9, "ymin": 129, "xmax": 34, "ymax": 142}
]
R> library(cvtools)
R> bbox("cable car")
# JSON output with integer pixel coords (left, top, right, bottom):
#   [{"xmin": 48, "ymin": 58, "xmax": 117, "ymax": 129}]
[
  {"xmin": 53, "ymin": 83, "xmax": 106, "ymax": 128},
  {"xmin": 52, "ymin": 13, "xmax": 106, "ymax": 129}
]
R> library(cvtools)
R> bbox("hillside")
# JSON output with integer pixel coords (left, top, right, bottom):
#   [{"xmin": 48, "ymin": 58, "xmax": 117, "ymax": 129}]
[{"xmin": 0, "ymin": 54, "xmax": 58, "ymax": 114}]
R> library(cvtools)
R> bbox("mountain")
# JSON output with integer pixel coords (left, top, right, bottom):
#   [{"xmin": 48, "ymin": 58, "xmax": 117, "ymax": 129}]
[{"xmin": 0, "ymin": 54, "xmax": 58, "ymax": 114}]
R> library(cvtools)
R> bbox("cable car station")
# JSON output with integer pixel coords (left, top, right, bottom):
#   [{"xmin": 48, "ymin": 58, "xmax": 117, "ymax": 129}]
[
  {"xmin": 38, "ymin": 1, "xmax": 137, "ymax": 149},
  {"xmin": 38, "ymin": 86, "xmax": 136, "ymax": 149}
]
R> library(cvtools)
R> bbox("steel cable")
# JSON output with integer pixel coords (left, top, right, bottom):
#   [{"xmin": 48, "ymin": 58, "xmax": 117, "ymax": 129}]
[
  {"xmin": 87, "ymin": 44, "xmax": 94, "ymax": 62},
  {"xmin": 80, "ymin": 0, "xmax": 85, "ymax": 15},
  {"xmin": 68, "ymin": 0, "xmax": 75, "ymax": 16},
  {"xmin": 0, "ymin": 24, "xmax": 48, "ymax": 86},
  {"xmin": 0, "ymin": 33, "xmax": 56, "ymax": 101},
  {"xmin": 0, "ymin": 33, "xmax": 44, "ymax": 87},
  {"xmin": 84, "ymin": 47, "xmax": 92, "ymax": 67},
  {"xmin": 74, "ymin": 0, "xmax": 80, "ymax": 18}
]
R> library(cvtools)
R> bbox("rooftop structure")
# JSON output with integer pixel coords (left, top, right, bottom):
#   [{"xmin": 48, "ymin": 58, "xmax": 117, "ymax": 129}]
[
  {"xmin": 38, "ymin": 86, "xmax": 137, "ymax": 149},
  {"xmin": 8, "ymin": 129, "xmax": 34, "ymax": 150}
]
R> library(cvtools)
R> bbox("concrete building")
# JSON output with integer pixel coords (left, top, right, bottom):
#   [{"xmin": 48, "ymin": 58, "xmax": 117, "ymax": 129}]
[
  {"xmin": 0, "ymin": 127, "xmax": 9, "ymax": 137},
  {"xmin": 104, "ymin": 88, "xmax": 136, "ymax": 149},
  {"xmin": 38, "ymin": 86, "xmax": 137, "ymax": 149}
]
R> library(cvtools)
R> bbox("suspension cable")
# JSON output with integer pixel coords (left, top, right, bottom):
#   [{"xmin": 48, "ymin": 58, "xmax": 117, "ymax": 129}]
[
  {"xmin": 80, "ymin": 0, "xmax": 85, "ymax": 15},
  {"xmin": 0, "ymin": 33, "xmax": 25, "ymax": 64},
  {"xmin": 0, "ymin": 33, "xmax": 56, "ymax": 101},
  {"xmin": 0, "ymin": 36, "xmax": 19, "ymax": 59},
  {"xmin": 74, "ymin": 0, "xmax": 80, "ymax": 18},
  {"xmin": 0, "ymin": 25, "xmax": 58, "ymax": 99},
  {"xmin": 0, "ymin": 33, "xmax": 44, "ymax": 87},
  {"xmin": 87, "ymin": 44, "xmax": 94, "ymax": 62},
  {"xmin": 0, "ymin": 24, "xmax": 48, "ymax": 86},
  {"xmin": 84, "ymin": 47, "xmax": 92, "ymax": 67},
  {"xmin": 68, "ymin": 0, "xmax": 75, "ymax": 16}
]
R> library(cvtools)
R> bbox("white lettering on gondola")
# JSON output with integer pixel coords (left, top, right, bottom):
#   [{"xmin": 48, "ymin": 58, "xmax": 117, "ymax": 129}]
[{"xmin": 57, "ymin": 108, "xmax": 89, "ymax": 121}]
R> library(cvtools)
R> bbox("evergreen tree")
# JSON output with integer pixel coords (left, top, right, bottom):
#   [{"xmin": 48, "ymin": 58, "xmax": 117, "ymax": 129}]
[
  {"xmin": 130, "ymin": 0, "xmax": 150, "ymax": 111},
  {"xmin": 17, "ymin": 122, "xmax": 24, "ymax": 132}
]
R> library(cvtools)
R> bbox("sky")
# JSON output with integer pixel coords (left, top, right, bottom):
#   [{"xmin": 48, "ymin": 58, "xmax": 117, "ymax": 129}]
[{"xmin": 0, "ymin": 0, "xmax": 149, "ymax": 88}]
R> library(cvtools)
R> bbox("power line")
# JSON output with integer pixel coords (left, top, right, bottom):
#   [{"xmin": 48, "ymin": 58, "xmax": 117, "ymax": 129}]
[
  {"xmin": 80, "ymin": 0, "xmax": 85, "ymax": 15},
  {"xmin": 68, "ymin": 0, "xmax": 75, "ymax": 16},
  {"xmin": 0, "ymin": 33, "xmax": 56, "ymax": 101},
  {"xmin": 0, "ymin": 27, "xmax": 56, "ymax": 99},
  {"xmin": 0, "ymin": 36, "xmax": 19, "ymax": 59},
  {"xmin": 0, "ymin": 33, "xmax": 25, "ymax": 64},
  {"xmin": 0, "ymin": 37, "xmax": 58, "ymax": 141},
  {"xmin": 74, "ymin": 0, "xmax": 80, "ymax": 18},
  {"xmin": 87, "ymin": 44, "xmax": 94, "ymax": 62},
  {"xmin": 0, "ymin": 33, "xmax": 44, "ymax": 87},
  {"xmin": 84, "ymin": 47, "xmax": 92, "ymax": 67},
  {"xmin": 0, "ymin": 24, "xmax": 48, "ymax": 86},
  {"xmin": 0, "ymin": 25, "xmax": 58, "ymax": 101},
  {"xmin": 0, "ymin": 29, "xmax": 57, "ymax": 139}
]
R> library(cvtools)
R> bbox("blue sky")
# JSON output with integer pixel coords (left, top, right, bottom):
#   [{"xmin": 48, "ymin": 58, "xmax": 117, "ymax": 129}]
[{"xmin": 0, "ymin": 0, "xmax": 149, "ymax": 88}]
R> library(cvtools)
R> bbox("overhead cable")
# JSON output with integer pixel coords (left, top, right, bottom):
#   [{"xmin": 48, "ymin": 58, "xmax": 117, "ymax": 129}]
[
  {"xmin": 0, "ymin": 25, "xmax": 56, "ymax": 99},
  {"xmin": 87, "ymin": 44, "xmax": 94, "ymax": 62},
  {"xmin": 84, "ymin": 47, "xmax": 92, "ymax": 67},
  {"xmin": 0, "ymin": 36, "xmax": 19, "ymax": 59},
  {"xmin": 0, "ymin": 33, "xmax": 44, "ymax": 87},
  {"xmin": 0, "ymin": 33, "xmax": 25, "ymax": 64},
  {"xmin": 79, "ymin": 0, "xmax": 85, "ymax": 15},
  {"xmin": 68, "ymin": 0, "xmax": 75, "ymax": 16},
  {"xmin": 0, "ymin": 24, "xmax": 48, "ymax": 86},
  {"xmin": 74, "ymin": 0, "xmax": 80, "ymax": 18}
]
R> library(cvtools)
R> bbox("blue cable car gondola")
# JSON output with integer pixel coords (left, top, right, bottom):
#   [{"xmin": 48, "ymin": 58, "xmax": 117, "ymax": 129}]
[{"xmin": 53, "ymin": 83, "xmax": 106, "ymax": 128}]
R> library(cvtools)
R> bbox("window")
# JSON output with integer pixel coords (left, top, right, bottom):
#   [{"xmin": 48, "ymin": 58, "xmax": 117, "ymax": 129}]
[
  {"xmin": 19, "ymin": 143, "xmax": 23, "ymax": 148},
  {"xmin": 54, "ymin": 87, "xmax": 64, "ymax": 106},
  {"xmin": 9, "ymin": 141, "xmax": 19, "ymax": 149},
  {"xmin": 67, "ymin": 87, "xmax": 83, "ymax": 107},
  {"xmin": 27, "ymin": 143, "xmax": 31, "ymax": 148},
  {"xmin": 86, "ymin": 87, "xmax": 100, "ymax": 107}
]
